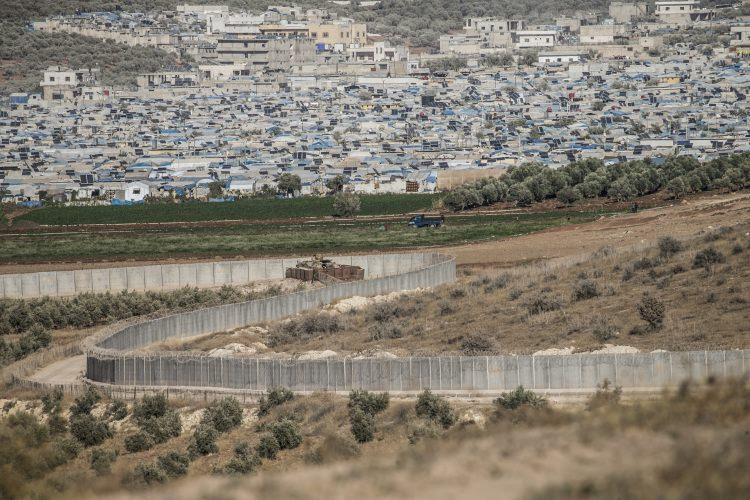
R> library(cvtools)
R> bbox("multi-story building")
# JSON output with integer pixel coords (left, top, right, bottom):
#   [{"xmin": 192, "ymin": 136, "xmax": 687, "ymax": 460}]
[
  {"xmin": 465, "ymin": 18, "xmax": 525, "ymax": 33},
  {"xmin": 215, "ymin": 35, "xmax": 317, "ymax": 70},
  {"xmin": 39, "ymin": 67, "xmax": 100, "ymax": 101},
  {"xmin": 579, "ymin": 24, "xmax": 628, "ymax": 44},
  {"xmin": 654, "ymin": 1, "xmax": 714, "ymax": 25},
  {"xmin": 609, "ymin": 2, "xmax": 649, "ymax": 23},
  {"xmin": 308, "ymin": 21, "xmax": 368, "ymax": 49}
]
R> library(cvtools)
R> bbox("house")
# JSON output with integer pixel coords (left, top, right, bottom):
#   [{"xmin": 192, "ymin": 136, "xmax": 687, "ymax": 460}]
[{"xmin": 120, "ymin": 181, "xmax": 150, "ymax": 202}]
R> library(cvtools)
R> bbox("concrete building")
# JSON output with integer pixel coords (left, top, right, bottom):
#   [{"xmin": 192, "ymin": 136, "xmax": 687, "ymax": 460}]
[
  {"xmin": 654, "ymin": 1, "xmax": 714, "ymax": 25},
  {"xmin": 538, "ymin": 52, "xmax": 584, "ymax": 65},
  {"xmin": 465, "ymin": 18, "xmax": 525, "ymax": 33},
  {"xmin": 176, "ymin": 4, "xmax": 229, "ymax": 14},
  {"xmin": 579, "ymin": 24, "xmax": 628, "ymax": 44},
  {"xmin": 730, "ymin": 26, "xmax": 750, "ymax": 56},
  {"xmin": 609, "ymin": 2, "xmax": 649, "ymax": 23},
  {"xmin": 215, "ymin": 35, "xmax": 317, "ymax": 69},
  {"xmin": 308, "ymin": 21, "xmax": 367, "ymax": 49},
  {"xmin": 513, "ymin": 30, "xmax": 556, "ymax": 49},
  {"xmin": 40, "ymin": 67, "xmax": 100, "ymax": 101},
  {"xmin": 347, "ymin": 42, "xmax": 409, "ymax": 63},
  {"xmin": 136, "ymin": 72, "xmax": 199, "ymax": 89}
]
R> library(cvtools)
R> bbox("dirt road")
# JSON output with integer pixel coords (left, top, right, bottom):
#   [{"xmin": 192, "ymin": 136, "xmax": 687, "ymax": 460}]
[{"xmin": 26, "ymin": 355, "xmax": 85, "ymax": 385}]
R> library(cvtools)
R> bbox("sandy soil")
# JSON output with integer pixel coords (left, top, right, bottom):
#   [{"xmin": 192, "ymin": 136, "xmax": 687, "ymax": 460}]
[{"xmin": 447, "ymin": 192, "xmax": 750, "ymax": 266}]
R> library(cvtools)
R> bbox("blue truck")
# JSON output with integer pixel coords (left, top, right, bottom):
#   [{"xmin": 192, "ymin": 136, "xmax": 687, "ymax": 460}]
[{"xmin": 408, "ymin": 214, "xmax": 445, "ymax": 228}]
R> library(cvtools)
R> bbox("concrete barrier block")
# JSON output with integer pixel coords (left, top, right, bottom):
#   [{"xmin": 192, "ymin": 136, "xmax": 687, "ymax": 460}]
[
  {"xmin": 143, "ymin": 265, "xmax": 163, "ymax": 290},
  {"xmin": 614, "ymin": 353, "xmax": 638, "ymax": 388},
  {"xmin": 179, "ymin": 264, "xmax": 198, "ymax": 287},
  {"xmin": 723, "ymin": 350, "xmax": 745, "ymax": 377},
  {"xmin": 595, "ymin": 354, "xmax": 617, "ymax": 386},
  {"xmin": 161, "ymin": 265, "xmax": 180, "ymax": 290},
  {"xmin": 247, "ymin": 260, "xmax": 267, "ymax": 281},
  {"xmin": 213, "ymin": 262, "xmax": 231, "ymax": 285},
  {"xmin": 126, "ymin": 267, "xmax": 146, "ymax": 291},
  {"xmin": 230, "ymin": 262, "xmax": 249, "ymax": 284},
  {"xmin": 650, "ymin": 352, "xmax": 671, "ymax": 387},
  {"xmin": 20, "ymin": 273, "xmax": 40, "ymax": 298},
  {"xmin": 517, "ymin": 356, "xmax": 534, "ymax": 388},
  {"xmin": 73, "ymin": 270, "xmax": 93, "ymax": 294},
  {"xmin": 669, "ymin": 351, "xmax": 693, "ymax": 383},
  {"xmin": 194, "ymin": 264, "xmax": 214, "ymax": 287},
  {"xmin": 367, "ymin": 255, "xmax": 384, "ymax": 278},
  {"xmin": 266, "ymin": 259, "xmax": 284, "ymax": 279},
  {"xmin": 38, "ymin": 272, "xmax": 58, "ymax": 297},
  {"xmin": 108, "ymin": 268, "xmax": 127, "ymax": 291},
  {"xmin": 632, "ymin": 354, "xmax": 655, "ymax": 387},
  {"xmin": 705, "ymin": 350, "xmax": 726, "ymax": 378},
  {"xmin": 90, "ymin": 269, "xmax": 111, "ymax": 293}
]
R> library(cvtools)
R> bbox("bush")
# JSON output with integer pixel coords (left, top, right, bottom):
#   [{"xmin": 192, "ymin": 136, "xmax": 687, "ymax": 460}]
[
  {"xmin": 132, "ymin": 462, "xmax": 166, "ymax": 486},
  {"xmin": 256, "ymin": 433, "xmax": 280, "ymax": 459},
  {"xmin": 524, "ymin": 293, "xmax": 564, "ymax": 315},
  {"xmin": 202, "ymin": 397, "xmax": 242, "ymax": 433},
  {"xmin": 438, "ymin": 300, "xmax": 456, "ymax": 315},
  {"xmin": 347, "ymin": 390, "xmax": 390, "ymax": 417},
  {"xmin": 107, "ymin": 399, "xmax": 128, "ymax": 421},
  {"xmin": 332, "ymin": 192, "xmax": 361, "ymax": 217},
  {"xmin": 5, "ymin": 411, "xmax": 49, "ymax": 447},
  {"xmin": 139, "ymin": 410, "xmax": 181, "ymax": 444},
  {"xmin": 53, "ymin": 436, "xmax": 82, "ymax": 461},
  {"xmin": 258, "ymin": 387, "xmax": 294, "ymax": 417},
  {"xmin": 636, "ymin": 293, "xmax": 665, "ymax": 331},
  {"xmin": 48, "ymin": 412, "xmax": 67, "ymax": 434},
  {"xmin": 350, "ymin": 407, "xmax": 375, "ymax": 443},
  {"xmin": 571, "ymin": 279, "xmax": 600, "ymax": 301},
  {"xmin": 693, "ymin": 247, "xmax": 726, "ymax": 271},
  {"xmin": 459, "ymin": 334, "xmax": 493, "ymax": 354},
  {"xmin": 494, "ymin": 386, "xmax": 547, "ymax": 410},
  {"xmin": 658, "ymin": 236, "xmax": 683, "ymax": 258},
  {"xmin": 224, "ymin": 442, "xmax": 260, "ymax": 474},
  {"xmin": 90, "ymin": 448, "xmax": 117, "ymax": 475},
  {"xmin": 157, "ymin": 451, "xmax": 190, "ymax": 478},
  {"xmin": 70, "ymin": 386, "xmax": 101, "ymax": 417},
  {"xmin": 268, "ymin": 419, "xmax": 303, "ymax": 450},
  {"xmin": 41, "ymin": 388, "xmax": 64, "ymax": 415},
  {"xmin": 369, "ymin": 321, "xmax": 403, "ymax": 340},
  {"xmin": 132, "ymin": 393, "xmax": 168, "ymax": 425},
  {"xmin": 587, "ymin": 379, "xmax": 622, "ymax": 410},
  {"xmin": 556, "ymin": 186, "xmax": 581, "ymax": 205},
  {"xmin": 69, "ymin": 414, "xmax": 111, "ymax": 447},
  {"xmin": 415, "ymin": 390, "xmax": 455, "ymax": 429},
  {"xmin": 124, "ymin": 431, "xmax": 155, "ymax": 453},
  {"xmin": 591, "ymin": 316, "xmax": 617, "ymax": 342},
  {"xmin": 188, "ymin": 424, "xmax": 219, "ymax": 457}
]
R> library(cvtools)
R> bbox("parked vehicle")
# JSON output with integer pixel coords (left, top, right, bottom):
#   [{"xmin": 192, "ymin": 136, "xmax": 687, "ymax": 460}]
[{"xmin": 408, "ymin": 214, "xmax": 444, "ymax": 228}]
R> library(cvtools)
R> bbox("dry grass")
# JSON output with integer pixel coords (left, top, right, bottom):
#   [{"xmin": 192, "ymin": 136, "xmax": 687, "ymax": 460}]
[{"xmin": 174, "ymin": 223, "xmax": 750, "ymax": 356}]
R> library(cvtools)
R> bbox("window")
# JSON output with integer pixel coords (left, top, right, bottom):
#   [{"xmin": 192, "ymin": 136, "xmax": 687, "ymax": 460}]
[
  {"xmin": 65, "ymin": 76, "xmax": 70, "ymax": 82},
  {"xmin": 132, "ymin": 189, "xmax": 141, "ymax": 195},
  {"xmin": 49, "ymin": 76, "xmax": 55, "ymax": 82},
  {"xmin": 311, "ymin": 32, "xmax": 317, "ymax": 37},
  {"xmin": 323, "ymin": 32, "xmax": 329, "ymax": 37}
]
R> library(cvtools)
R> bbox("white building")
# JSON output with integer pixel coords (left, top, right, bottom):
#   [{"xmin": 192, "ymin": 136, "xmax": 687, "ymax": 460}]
[
  {"xmin": 513, "ymin": 30, "xmax": 556, "ymax": 49},
  {"xmin": 122, "ymin": 181, "xmax": 150, "ymax": 202},
  {"xmin": 538, "ymin": 52, "xmax": 583, "ymax": 65},
  {"xmin": 654, "ymin": 1, "xmax": 714, "ymax": 25}
]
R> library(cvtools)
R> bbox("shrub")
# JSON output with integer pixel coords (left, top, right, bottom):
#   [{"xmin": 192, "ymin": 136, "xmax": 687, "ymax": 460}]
[
  {"xmin": 258, "ymin": 387, "xmax": 294, "ymax": 417},
  {"xmin": 90, "ymin": 448, "xmax": 117, "ymax": 475},
  {"xmin": 407, "ymin": 422, "xmax": 441, "ymax": 444},
  {"xmin": 587, "ymin": 379, "xmax": 622, "ymax": 410},
  {"xmin": 332, "ymin": 192, "xmax": 361, "ymax": 217},
  {"xmin": 107, "ymin": 399, "xmax": 128, "ymax": 421},
  {"xmin": 202, "ymin": 397, "xmax": 242, "ymax": 433},
  {"xmin": 459, "ymin": 334, "xmax": 493, "ymax": 354},
  {"xmin": 494, "ymin": 386, "xmax": 548, "ymax": 410},
  {"xmin": 256, "ymin": 433, "xmax": 280, "ymax": 459},
  {"xmin": 636, "ymin": 293, "xmax": 665, "ymax": 331},
  {"xmin": 367, "ymin": 301, "xmax": 421, "ymax": 322},
  {"xmin": 268, "ymin": 419, "xmax": 303, "ymax": 450},
  {"xmin": 224, "ymin": 442, "xmax": 260, "ymax": 474},
  {"xmin": 347, "ymin": 389, "xmax": 390, "ymax": 417},
  {"xmin": 508, "ymin": 288, "xmax": 523, "ymax": 301},
  {"xmin": 369, "ymin": 321, "xmax": 403, "ymax": 341},
  {"xmin": 524, "ymin": 293, "xmax": 564, "ymax": 315},
  {"xmin": 591, "ymin": 316, "xmax": 617, "ymax": 342},
  {"xmin": 449, "ymin": 287, "xmax": 466, "ymax": 299},
  {"xmin": 438, "ymin": 300, "xmax": 456, "ymax": 315},
  {"xmin": 5, "ymin": 411, "xmax": 49, "ymax": 446},
  {"xmin": 556, "ymin": 186, "xmax": 581, "ymax": 205},
  {"xmin": 139, "ymin": 410, "xmax": 181, "ymax": 444},
  {"xmin": 484, "ymin": 274, "xmax": 511, "ymax": 292},
  {"xmin": 732, "ymin": 243, "xmax": 744, "ymax": 255},
  {"xmin": 157, "ymin": 451, "xmax": 190, "ymax": 478},
  {"xmin": 70, "ymin": 386, "xmax": 101, "ymax": 417},
  {"xmin": 69, "ymin": 414, "xmax": 111, "ymax": 447},
  {"xmin": 188, "ymin": 424, "xmax": 219, "ymax": 457},
  {"xmin": 53, "ymin": 436, "xmax": 82, "ymax": 461},
  {"xmin": 658, "ymin": 236, "xmax": 683, "ymax": 258},
  {"xmin": 124, "ymin": 431, "xmax": 155, "ymax": 453},
  {"xmin": 571, "ymin": 279, "xmax": 599, "ymax": 301},
  {"xmin": 693, "ymin": 247, "xmax": 726, "ymax": 271},
  {"xmin": 132, "ymin": 462, "xmax": 166, "ymax": 486},
  {"xmin": 41, "ymin": 388, "xmax": 64, "ymax": 414},
  {"xmin": 415, "ymin": 390, "xmax": 455, "ymax": 429},
  {"xmin": 132, "ymin": 393, "xmax": 168, "ymax": 425},
  {"xmin": 350, "ymin": 407, "xmax": 375, "ymax": 443}
]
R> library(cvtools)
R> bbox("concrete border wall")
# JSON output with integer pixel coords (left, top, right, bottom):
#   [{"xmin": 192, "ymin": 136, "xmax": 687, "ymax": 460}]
[
  {"xmin": 0, "ymin": 253, "xmax": 436, "ymax": 299},
  {"xmin": 82, "ymin": 251, "xmax": 749, "ymax": 393}
]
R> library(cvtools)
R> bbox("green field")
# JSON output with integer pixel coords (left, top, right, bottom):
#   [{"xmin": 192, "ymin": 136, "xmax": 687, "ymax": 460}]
[
  {"xmin": 0, "ymin": 211, "xmax": 614, "ymax": 263},
  {"xmin": 16, "ymin": 194, "xmax": 440, "ymax": 225}
]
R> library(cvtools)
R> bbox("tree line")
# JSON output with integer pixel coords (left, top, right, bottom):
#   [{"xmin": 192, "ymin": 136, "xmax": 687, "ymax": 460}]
[{"xmin": 442, "ymin": 153, "xmax": 750, "ymax": 211}]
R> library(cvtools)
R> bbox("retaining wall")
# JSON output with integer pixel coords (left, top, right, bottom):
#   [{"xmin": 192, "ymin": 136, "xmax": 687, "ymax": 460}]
[{"xmin": 0, "ymin": 252, "xmax": 434, "ymax": 299}]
